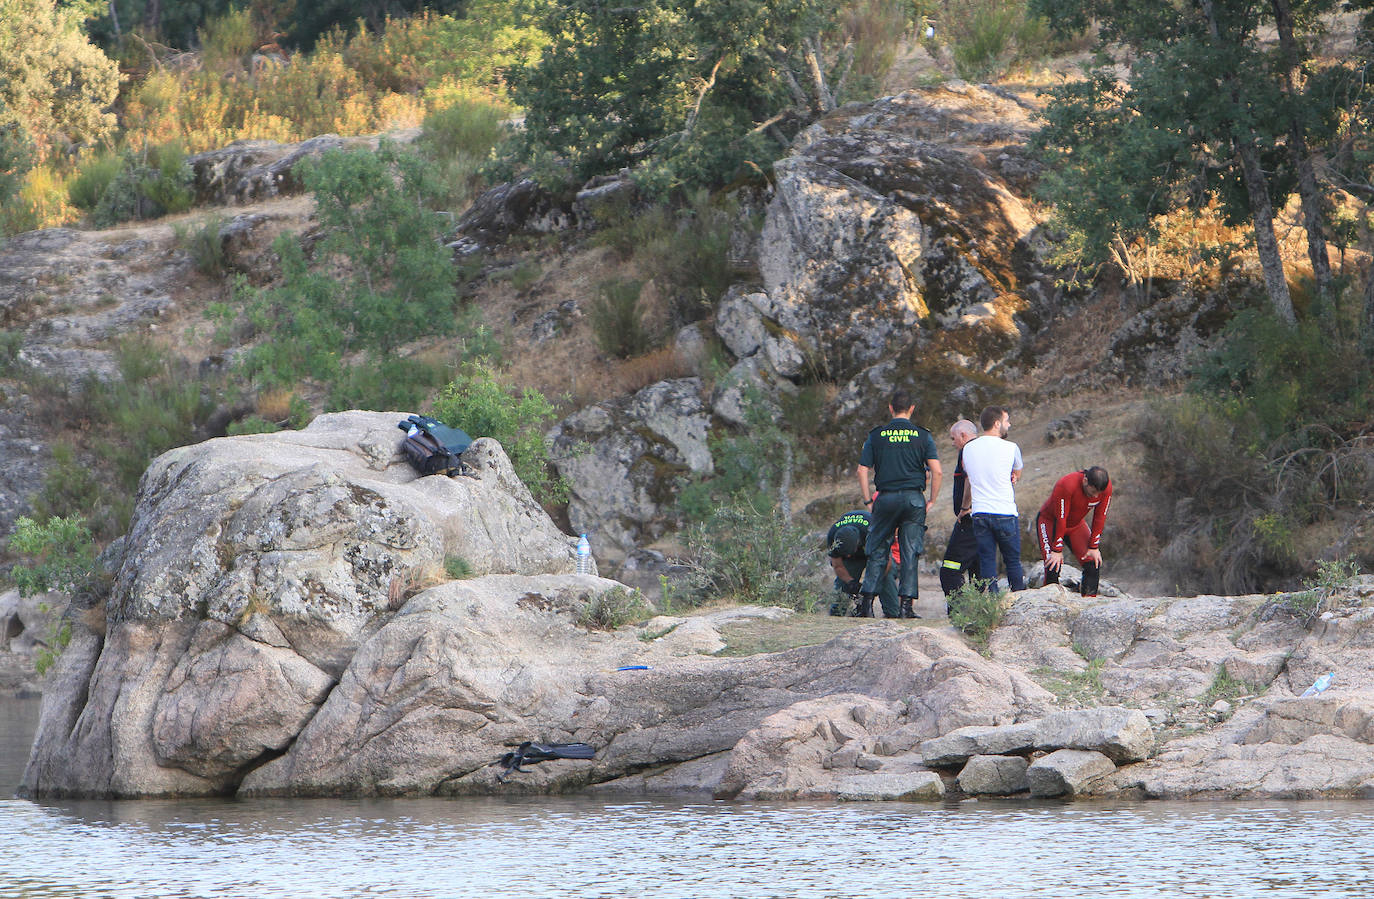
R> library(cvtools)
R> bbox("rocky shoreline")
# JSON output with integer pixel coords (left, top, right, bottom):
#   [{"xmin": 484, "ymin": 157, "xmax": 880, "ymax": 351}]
[{"xmin": 10, "ymin": 414, "xmax": 1374, "ymax": 803}]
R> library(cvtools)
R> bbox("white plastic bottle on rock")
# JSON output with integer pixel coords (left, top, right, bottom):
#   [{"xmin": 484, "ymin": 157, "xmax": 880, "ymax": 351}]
[
  {"xmin": 576, "ymin": 534, "xmax": 593, "ymax": 575},
  {"xmin": 1301, "ymin": 672, "xmax": 1335, "ymax": 697}
]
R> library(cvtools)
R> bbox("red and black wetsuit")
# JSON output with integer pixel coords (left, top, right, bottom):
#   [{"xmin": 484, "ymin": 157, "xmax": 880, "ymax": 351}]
[{"xmin": 1035, "ymin": 471, "xmax": 1112, "ymax": 596}]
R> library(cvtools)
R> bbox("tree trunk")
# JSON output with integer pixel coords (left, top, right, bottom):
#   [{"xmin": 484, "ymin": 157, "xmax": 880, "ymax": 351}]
[
  {"xmin": 1365, "ymin": 260, "xmax": 1374, "ymax": 333},
  {"xmin": 1198, "ymin": 0, "xmax": 1296, "ymax": 324},
  {"xmin": 142, "ymin": 0, "xmax": 161, "ymax": 35},
  {"xmin": 1270, "ymin": 0, "xmax": 1334, "ymax": 297},
  {"xmin": 1236, "ymin": 139, "xmax": 1297, "ymax": 324}
]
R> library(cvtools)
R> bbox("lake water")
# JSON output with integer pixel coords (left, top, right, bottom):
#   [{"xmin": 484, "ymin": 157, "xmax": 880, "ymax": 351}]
[{"xmin": 4, "ymin": 696, "xmax": 1374, "ymax": 898}]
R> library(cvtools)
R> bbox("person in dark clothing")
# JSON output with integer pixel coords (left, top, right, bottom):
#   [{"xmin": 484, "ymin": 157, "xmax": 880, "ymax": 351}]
[
  {"xmin": 1035, "ymin": 466, "xmax": 1113, "ymax": 597},
  {"xmin": 940, "ymin": 419, "xmax": 982, "ymax": 600},
  {"xmin": 826, "ymin": 511, "xmax": 900, "ymax": 617},
  {"xmin": 856, "ymin": 390, "xmax": 942, "ymax": 618}
]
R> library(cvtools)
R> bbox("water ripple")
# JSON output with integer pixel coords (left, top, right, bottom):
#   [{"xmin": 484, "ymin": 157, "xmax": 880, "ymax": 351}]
[{"xmin": 5, "ymin": 797, "xmax": 1374, "ymax": 898}]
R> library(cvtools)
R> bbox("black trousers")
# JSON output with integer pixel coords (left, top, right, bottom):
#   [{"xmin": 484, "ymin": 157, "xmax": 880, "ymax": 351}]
[
  {"xmin": 862, "ymin": 489, "xmax": 926, "ymax": 598},
  {"xmin": 940, "ymin": 517, "xmax": 981, "ymax": 595}
]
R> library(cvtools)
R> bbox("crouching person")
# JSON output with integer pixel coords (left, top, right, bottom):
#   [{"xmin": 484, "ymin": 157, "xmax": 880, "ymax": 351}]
[
  {"xmin": 826, "ymin": 511, "xmax": 899, "ymax": 617},
  {"xmin": 1035, "ymin": 466, "xmax": 1113, "ymax": 597}
]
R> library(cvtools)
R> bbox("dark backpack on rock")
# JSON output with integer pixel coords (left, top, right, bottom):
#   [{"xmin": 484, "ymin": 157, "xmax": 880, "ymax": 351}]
[
  {"xmin": 494, "ymin": 741, "xmax": 597, "ymax": 782},
  {"xmin": 398, "ymin": 414, "xmax": 473, "ymax": 477}
]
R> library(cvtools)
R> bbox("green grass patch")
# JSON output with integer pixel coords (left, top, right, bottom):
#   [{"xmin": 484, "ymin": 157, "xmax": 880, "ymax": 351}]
[
  {"xmin": 1032, "ymin": 658, "xmax": 1108, "ymax": 706},
  {"xmin": 947, "ymin": 580, "xmax": 1008, "ymax": 649}
]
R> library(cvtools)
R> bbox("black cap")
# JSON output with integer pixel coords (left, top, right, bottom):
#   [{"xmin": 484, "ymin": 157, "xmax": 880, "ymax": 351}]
[{"xmin": 831, "ymin": 525, "xmax": 861, "ymax": 558}]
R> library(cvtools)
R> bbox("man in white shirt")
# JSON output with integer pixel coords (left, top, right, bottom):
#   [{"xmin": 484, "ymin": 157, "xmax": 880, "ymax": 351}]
[{"xmin": 960, "ymin": 405, "xmax": 1025, "ymax": 592}]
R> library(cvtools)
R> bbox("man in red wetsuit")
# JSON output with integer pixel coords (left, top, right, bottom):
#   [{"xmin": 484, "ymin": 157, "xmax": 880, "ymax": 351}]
[{"xmin": 1035, "ymin": 466, "xmax": 1112, "ymax": 597}]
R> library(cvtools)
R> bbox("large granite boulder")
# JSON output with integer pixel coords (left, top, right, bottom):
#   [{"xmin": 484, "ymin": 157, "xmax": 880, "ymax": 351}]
[
  {"xmin": 21, "ymin": 412, "xmax": 579, "ymax": 797},
  {"xmin": 186, "ymin": 135, "xmax": 370, "ymax": 206},
  {"xmin": 260, "ymin": 613, "xmax": 1053, "ymax": 798},
  {"xmin": 750, "ymin": 87, "xmax": 1050, "ymax": 399},
  {"xmin": 548, "ymin": 378, "xmax": 713, "ymax": 560}
]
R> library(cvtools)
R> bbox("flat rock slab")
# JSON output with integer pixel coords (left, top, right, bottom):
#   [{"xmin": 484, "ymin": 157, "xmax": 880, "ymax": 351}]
[
  {"xmin": 957, "ymin": 754, "xmax": 1029, "ymax": 795},
  {"xmin": 1035, "ymin": 707, "xmax": 1154, "ymax": 763},
  {"xmin": 1028, "ymin": 749, "xmax": 1116, "ymax": 797},
  {"xmin": 920, "ymin": 722, "xmax": 1038, "ymax": 767}
]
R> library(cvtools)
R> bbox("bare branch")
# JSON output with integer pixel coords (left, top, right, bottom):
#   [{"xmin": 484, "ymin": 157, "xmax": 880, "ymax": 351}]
[
  {"xmin": 832, "ymin": 43, "xmax": 855, "ymax": 107},
  {"xmin": 802, "ymin": 35, "xmax": 833, "ymax": 114},
  {"xmin": 684, "ymin": 57, "xmax": 725, "ymax": 138}
]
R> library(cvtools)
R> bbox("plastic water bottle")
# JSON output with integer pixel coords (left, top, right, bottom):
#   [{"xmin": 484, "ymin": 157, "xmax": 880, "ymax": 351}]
[
  {"xmin": 576, "ymin": 534, "xmax": 592, "ymax": 575},
  {"xmin": 1301, "ymin": 672, "xmax": 1335, "ymax": 697}
]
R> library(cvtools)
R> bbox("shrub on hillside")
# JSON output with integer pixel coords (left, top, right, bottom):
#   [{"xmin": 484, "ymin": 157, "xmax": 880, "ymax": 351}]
[
  {"xmin": 92, "ymin": 144, "xmax": 194, "ymax": 227},
  {"xmin": 0, "ymin": 0, "xmax": 119, "ymax": 158},
  {"xmin": 1141, "ymin": 298, "xmax": 1374, "ymax": 593},
  {"xmin": 684, "ymin": 497, "xmax": 824, "ymax": 611},
  {"xmin": 0, "ymin": 112, "xmax": 35, "ymax": 216},
  {"xmin": 430, "ymin": 363, "xmax": 568, "ymax": 505},
  {"xmin": 235, "ymin": 144, "xmax": 462, "ymax": 392},
  {"xmin": 591, "ymin": 190, "xmax": 745, "ymax": 325},
  {"xmin": 678, "ymin": 383, "xmax": 800, "ymax": 524},
  {"xmin": 589, "ymin": 279, "xmax": 657, "ymax": 359},
  {"xmin": 67, "ymin": 151, "xmax": 123, "ymax": 212}
]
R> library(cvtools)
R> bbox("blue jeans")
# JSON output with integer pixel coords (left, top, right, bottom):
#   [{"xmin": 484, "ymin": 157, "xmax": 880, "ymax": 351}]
[{"xmin": 972, "ymin": 513, "xmax": 1025, "ymax": 592}]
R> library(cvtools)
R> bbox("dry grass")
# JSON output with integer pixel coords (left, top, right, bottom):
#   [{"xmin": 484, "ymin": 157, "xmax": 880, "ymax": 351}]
[
  {"xmin": 81, "ymin": 604, "xmax": 107, "ymax": 636},
  {"xmin": 388, "ymin": 562, "xmax": 445, "ymax": 610},
  {"xmin": 256, "ymin": 388, "xmax": 296, "ymax": 422}
]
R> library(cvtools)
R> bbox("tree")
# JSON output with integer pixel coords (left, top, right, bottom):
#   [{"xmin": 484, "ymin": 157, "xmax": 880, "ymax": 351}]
[
  {"xmin": 0, "ymin": 0, "xmax": 119, "ymax": 158},
  {"xmin": 237, "ymin": 144, "xmax": 460, "ymax": 389},
  {"xmin": 509, "ymin": 0, "xmax": 854, "ymax": 193},
  {"xmin": 0, "ymin": 107, "xmax": 35, "ymax": 213},
  {"xmin": 1032, "ymin": 0, "xmax": 1365, "ymax": 323}
]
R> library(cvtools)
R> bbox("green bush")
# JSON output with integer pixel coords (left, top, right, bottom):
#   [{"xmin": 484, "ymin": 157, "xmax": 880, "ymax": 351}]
[
  {"xmin": 225, "ymin": 415, "xmax": 281, "ymax": 436},
  {"xmin": 197, "ymin": 6, "xmax": 257, "ymax": 71},
  {"xmin": 31, "ymin": 441, "xmax": 126, "ymax": 540},
  {"xmin": 1142, "ymin": 299, "xmax": 1374, "ymax": 593},
  {"xmin": 415, "ymin": 90, "xmax": 510, "ymax": 211},
  {"xmin": 92, "ymin": 144, "xmax": 193, "ymax": 227},
  {"xmin": 592, "ymin": 191, "xmax": 743, "ymax": 325},
  {"xmin": 234, "ymin": 144, "xmax": 466, "ymax": 399},
  {"xmin": 174, "ymin": 213, "xmax": 227, "ymax": 278},
  {"xmin": 30, "ymin": 340, "xmax": 218, "ymax": 539},
  {"xmin": 578, "ymin": 586, "xmax": 651, "ymax": 630},
  {"xmin": 325, "ymin": 354, "xmax": 452, "ymax": 414},
  {"xmin": 1273, "ymin": 558, "xmax": 1363, "ymax": 627},
  {"xmin": 67, "ymin": 151, "xmax": 123, "ymax": 211},
  {"xmin": 684, "ymin": 496, "xmax": 823, "ymax": 610},
  {"xmin": 430, "ymin": 362, "xmax": 568, "ymax": 504},
  {"xmin": 0, "ymin": 329, "xmax": 23, "ymax": 373},
  {"xmin": 679, "ymin": 382, "xmax": 799, "ymax": 523},
  {"xmin": 947, "ymin": 580, "xmax": 1007, "ymax": 648},
  {"xmin": 6, "ymin": 515, "xmax": 97, "ymax": 597},
  {"xmin": 589, "ymin": 279, "xmax": 657, "ymax": 359},
  {"xmin": 949, "ymin": 0, "xmax": 1021, "ymax": 81},
  {"xmin": 419, "ymin": 92, "xmax": 508, "ymax": 160},
  {"xmin": 444, "ymin": 555, "xmax": 474, "ymax": 579},
  {"xmin": 0, "ymin": 112, "xmax": 35, "ymax": 215}
]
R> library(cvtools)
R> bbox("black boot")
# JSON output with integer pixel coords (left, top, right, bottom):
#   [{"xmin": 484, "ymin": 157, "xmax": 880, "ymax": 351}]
[
  {"xmin": 854, "ymin": 594, "xmax": 875, "ymax": 618},
  {"xmin": 899, "ymin": 597, "xmax": 917, "ymax": 619},
  {"xmin": 1080, "ymin": 562, "xmax": 1101, "ymax": 598}
]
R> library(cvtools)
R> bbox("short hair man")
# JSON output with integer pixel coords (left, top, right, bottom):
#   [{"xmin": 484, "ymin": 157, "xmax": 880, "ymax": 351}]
[
  {"xmin": 826, "ymin": 510, "xmax": 899, "ymax": 617},
  {"xmin": 1035, "ymin": 466, "xmax": 1113, "ymax": 597},
  {"xmin": 940, "ymin": 418, "xmax": 982, "ymax": 599},
  {"xmin": 961, "ymin": 405, "xmax": 1025, "ymax": 592},
  {"xmin": 856, "ymin": 389, "xmax": 942, "ymax": 618}
]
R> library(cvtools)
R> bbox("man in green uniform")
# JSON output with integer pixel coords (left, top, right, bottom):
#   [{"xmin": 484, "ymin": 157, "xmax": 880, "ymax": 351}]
[
  {"xmin": 856, "ymin": 389, "xmax": 942, "ymax": 618},
  {"xmin": 826, "ymin": 510, "xmax": 900, "ymax": 617}
]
